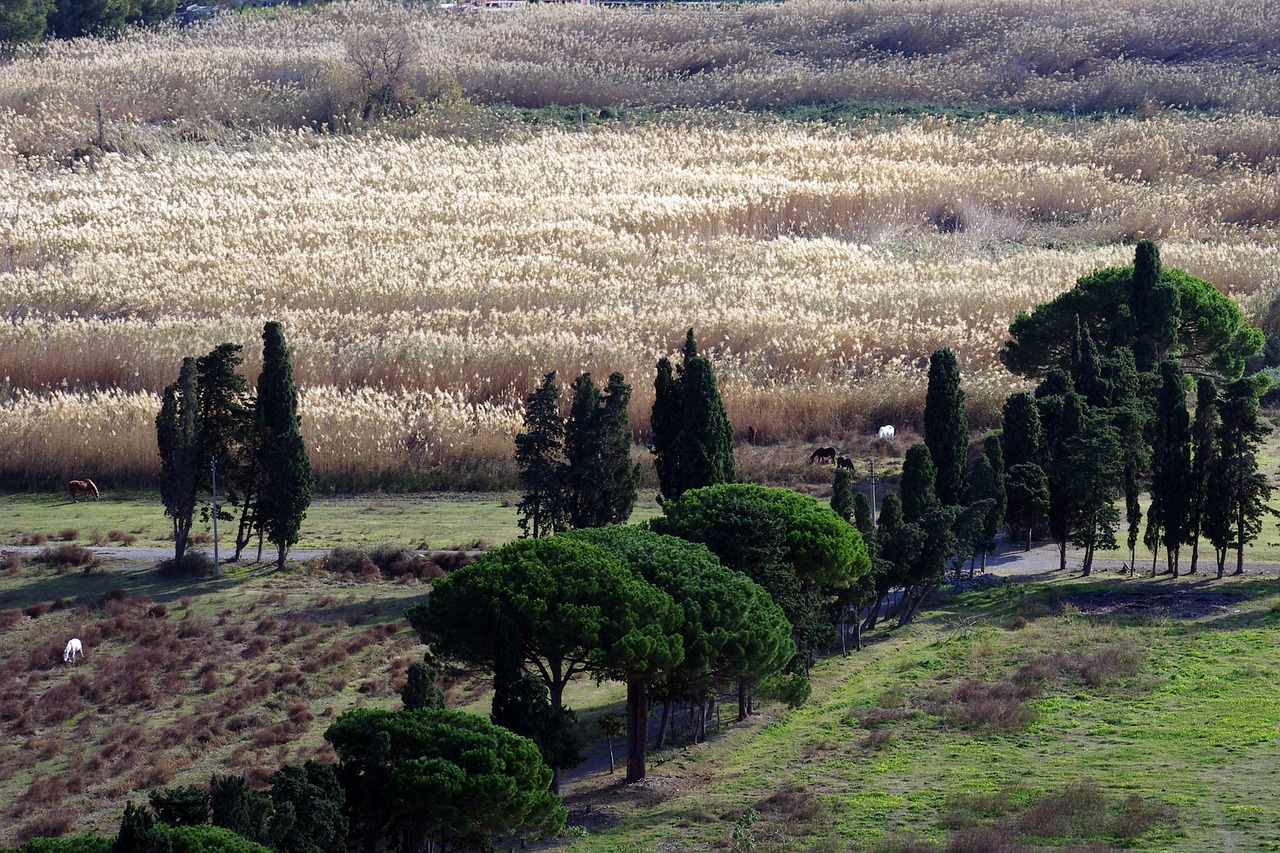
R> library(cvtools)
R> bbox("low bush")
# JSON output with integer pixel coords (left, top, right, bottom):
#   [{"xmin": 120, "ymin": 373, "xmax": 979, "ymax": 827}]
[
  {"xmin": 156, "ymin": 553, "xmax": 216, "ymax": 579},
  {"xmin": 58, "ymin": 529, "xmax": 79, "ymax": 542},
  {"xmin": 34, "ymin": 545, "xmax": 97, "ymax": 570}
]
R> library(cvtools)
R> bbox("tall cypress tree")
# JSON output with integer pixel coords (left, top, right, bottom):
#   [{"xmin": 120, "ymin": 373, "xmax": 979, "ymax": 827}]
[
  {"xmin": 515, "ymin": 372, "xmax": 568, "ymax": 538},
  {"xmin": 650, "ymin": 329, "xmax": 734, "ymax": 501},
  {"xmin": 1184, "ymin": 378, "xmax": 1219, "ymax": 575},
  {"xmin": 565, "ymin": 373, "xmax": 605, "ymax": 528},
  {"xmin": 1005, "ymin": 463, "xmax": 1050, "ymax": 552},
  {"xmin": 562, "ymin": 372, "xmax": 641, "ymax": 528},
  {"xmin": 255, "ymin": 322, "xmax": 312, "ymax": 571},
  {"xmin": 1206, "ymin": 376, "xmax": 1272, "ymax": 578},
  {"xmin": 831, "ymin": 467, "xmax": 855, "ymax": 522},
  {"xmin": 196, "ymin": 343, "xmax": 257, "ymax": 565},
  {"xmin": 1146, "ymin": 361, "xmax": 1192, "ymax": 576},
  {"xmin": 599, "ymin": 372, "xmax": 642, "ymax": 526},
  {"xmin": 650, "ymin": 357, "xmax": 682, "ymax": 502},
  {"xmin": 1063, "ymin": 417, "xmax": 1124, "ymax": 576},
  {"xmin": 923, "ymin": 348, "xmax": 968, "ymax": 507},
  {"xmin": 1001, "ymin": 392, "xmax": 1041, "ymax": 469},
  {"xmin": 900, "ymin": 443, "xmax": 937, "ymax": 525},
  {"xmin": 982, "ymin": 434, "xmax": 1007, "ymax": 536},
  {"xmin": 967, "ymin": 444, "xmax": 1002, "ymax": 572},
  {"xmin": 157, "ymin": 356, "xmax": 202, "ymax": 563},
  {"xmin": 1037, "ymin": 380, "xmax": 1083, "ymax": 571}
]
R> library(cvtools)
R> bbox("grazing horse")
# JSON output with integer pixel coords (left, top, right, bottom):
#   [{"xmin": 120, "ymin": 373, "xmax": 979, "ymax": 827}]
[
  {"xmin": 836, "ymin": 455, "xmax": 855, "ymax": 471},
  {"xmin": 68, "ymin": 479, "xmax": 99, "ymax": 503},
  {"xmin": 877, "ymin": 425, "xmax": 895, "ymax": 440},
  {"xmin": 63, "ymin": 638, "xmax": 83, "ymax": 663},
  {"xmin": 808, "ymin": 447, "xmax": 838, "ymax": 464}
]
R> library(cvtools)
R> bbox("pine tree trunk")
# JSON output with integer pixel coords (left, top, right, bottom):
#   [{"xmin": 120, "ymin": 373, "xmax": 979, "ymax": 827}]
[
  {"xmin": 625, "ymin": 678, "xmax": 648, "ymax": 783},
  {"xmin": 737, "ymin": 682, "xmax": 748, "ymax": 722},
  {"xmin": 1188, "ymin": 537, "xmax": 1200, "ymax": 574},
  {"xmin": 657, "ymin": 699, "xmax": 672, "ymax": 746},
  {"xmin": 1058, "ymin": 541, "xmax": 1067, "ymax": 571}
]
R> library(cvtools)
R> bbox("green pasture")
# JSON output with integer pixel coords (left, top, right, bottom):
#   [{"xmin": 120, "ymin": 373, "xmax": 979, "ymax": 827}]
[
  {"xmin": 0, "ymin": 491, "xmax": 663, "ymax": 553},
  {"xmin": 561, "ymin": 572, "xmax": 1280, "ymax": 852}
]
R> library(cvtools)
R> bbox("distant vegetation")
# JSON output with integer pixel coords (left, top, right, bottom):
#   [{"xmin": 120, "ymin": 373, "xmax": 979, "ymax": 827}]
[{"xmin": 2, "ymin": 0, "xmax": 1279, "ymax": 494}]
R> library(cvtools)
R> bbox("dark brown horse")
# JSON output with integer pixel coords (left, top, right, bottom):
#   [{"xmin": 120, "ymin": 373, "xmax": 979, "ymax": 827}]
[
  {"xmin": 68, "ymin": 479, "xmax": 99, "ymax": 502},
  {"xmin": 808, "ymin": 447, "xmax": 837, "ymax": 464},
  {"xmin": 836, "ymin": 455, "xmax": 855, "ymax": 471}
]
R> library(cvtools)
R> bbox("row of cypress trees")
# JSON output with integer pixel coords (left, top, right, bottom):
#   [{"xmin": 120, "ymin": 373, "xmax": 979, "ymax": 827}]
[
  {"xmin": 156, "ymin": 321, "xmax": 312, "ymax": 574},
  {"xmin": 513, "ymin": 370, "xmax": 642, "ymax": 537}
]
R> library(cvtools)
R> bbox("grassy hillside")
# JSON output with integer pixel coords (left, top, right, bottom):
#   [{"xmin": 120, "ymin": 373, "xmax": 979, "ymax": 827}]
[
  {"xmin": 554, "ymin": 567, "xmax": 1280, "ymax": 852},
  {"xmin": 4, "ymin": 547, "xmax": 1279, "ymax": 850}
]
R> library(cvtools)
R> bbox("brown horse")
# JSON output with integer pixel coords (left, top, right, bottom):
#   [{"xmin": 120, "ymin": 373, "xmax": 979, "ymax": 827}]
[
  {"xmin": 808, "ymin": 447, "xmax": 837, "ymax": 464},
  {"xmin": 68, "ymin": 479, "xmax": 99, "ymax": 502},
  {"xmin": 836, "ymin": 455, "xmax": 855, "ymax": 471}
]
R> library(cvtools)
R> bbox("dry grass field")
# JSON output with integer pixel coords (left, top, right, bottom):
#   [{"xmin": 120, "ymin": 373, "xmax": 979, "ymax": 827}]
[
  {"xmin": 2, "ymin": 0, "xmax": 1279, "ymax": 490},
  {"xmin": 0, "ymin": 558, "xmax": 437, "ymax": 845}
]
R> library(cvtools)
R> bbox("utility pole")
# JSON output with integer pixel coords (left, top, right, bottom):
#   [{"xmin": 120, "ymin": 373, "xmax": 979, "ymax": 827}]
[
  {"xmin": 210, "ymin": 456, "xmax": 220, "ymax": 578},
  {"xmin": 867, "ymin": 458, "xmax": 878, "ymax": 526}
]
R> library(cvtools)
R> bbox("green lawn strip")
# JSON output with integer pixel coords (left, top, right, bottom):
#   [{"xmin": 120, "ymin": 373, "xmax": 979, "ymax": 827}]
[
  {"xmin": 0, "ymin": 491, "xmax": 664, "ymax": 553},
  {"xmin": 579, "ymin": 575, "xmax": 1280, "ymax": 851}
]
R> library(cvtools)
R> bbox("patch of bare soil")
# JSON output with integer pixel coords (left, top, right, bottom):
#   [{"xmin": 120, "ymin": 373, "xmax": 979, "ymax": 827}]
[{"xmin": 1061, "ymin": 584, "xmax": 1252, "ymax": 619}]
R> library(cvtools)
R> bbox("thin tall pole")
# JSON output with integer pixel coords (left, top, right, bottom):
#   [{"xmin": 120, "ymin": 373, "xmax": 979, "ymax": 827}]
[
  {"xmin": 868, "ymin": 458, "xmax": 877, "ymax": 526},
  {"xmin": 211, "ymin": 456, "xmax": 220, "ymax": 578}
]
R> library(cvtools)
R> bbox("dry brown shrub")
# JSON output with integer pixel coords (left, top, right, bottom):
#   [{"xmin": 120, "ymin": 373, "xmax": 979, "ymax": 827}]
[
  {"xmin": 927, "ymin": 679, "xmax": 1039, "ymax": 734},
  {"xmin": 15, "ymin": 814, "xmax": 74, "ymax": 844},
  {"xmin": 0, "ymin": 552, "xmax": 26, "ymax": 573},
  {"xmin": 945, "ymin": 826, "xmax": 1028, "ymax": 853},
  {"xmin": 1078, "ymin": 645, "xmax": 1146, "ymax": 686},
  {"xmin": 0, "ymin": 608, "xmax": 22, "ymax": 629},
  {"xmin": 243, "ymin": 637, "xmax": 269, "ymax": 659},
  {"xmin": 200, "ymin": 670, "xmax": 220, "ymax": 694},
  {"xmin": 142, "ymin": 757, "xmax": 184, "ymax": 788},
  {"xmin": 855, "ymin": 706, "xmax": 918, "ymax": 727},
  {"xmin": 1019, "ymin": 781, "xmax": 1105, "ymax": 838},
  {"xmin": 1008, "ymin": 616, "xmax": 1028, "ymax": 631},
  {"xmin": 256, "ymin": 616, "xmax": 279, "ymax": 635},
  {"xmin": 37, "ymin": 682, "xmax": 86, "ymax": 724},
  {"xmin": 23, "ymin": 602, "xmax": 48, "ymax": 619},
  {"xmin": 35, "ymin": 544, "xmax": 96, "ymax": 569},
  {"xmin": 58, "ymin": 528, "xmax": 79, "ymax": 542},
  {"xmin": 179, "ymin": 613, "xmax": 211, "ymax": 640},
  {"xmin": 224, "ymin": 623, "xmax": 247, "ymax": 642},
  {"xmin": 23, "ymin": 774, "xmax": 67, "ymax": 806},
  {"xmin": 1108, "ymin": 794, "xmax": 1177, "ymax": 839},
  {"xmin": 358, "ymin": 678, "xmax": 391, "ymax": 697},
  {"xmin": 254, "ymin": 722, "xmax": 293, "ymax": 747}
]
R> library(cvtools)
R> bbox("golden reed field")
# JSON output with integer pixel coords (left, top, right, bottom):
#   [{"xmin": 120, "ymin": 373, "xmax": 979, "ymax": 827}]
[{"xmin": 2, "ymin": 0, "xmax": 1279, "ymax": 489}]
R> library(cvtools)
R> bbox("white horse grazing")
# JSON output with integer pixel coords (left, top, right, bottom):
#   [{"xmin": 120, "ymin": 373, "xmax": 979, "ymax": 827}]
[
  {"xmin": 63, "ymin": 638, "xmax": 83, "ymax": 663},
  {"xmin": 877, "ymin": 425, "xmax": 896, "ymax": 439}
]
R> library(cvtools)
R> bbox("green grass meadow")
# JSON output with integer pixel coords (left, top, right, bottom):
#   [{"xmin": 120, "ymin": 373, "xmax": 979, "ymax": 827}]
[
  {"xmin": 558, "ymin": 572, "xmax": 1280, "ymax": 852},
  {"xmin": 0, "ymin": 491, "xmax": 663, "ymax": 553}
]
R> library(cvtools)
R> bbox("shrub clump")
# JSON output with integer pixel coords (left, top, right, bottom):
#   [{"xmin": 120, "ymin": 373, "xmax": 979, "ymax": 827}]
[
  {"xmin": 321, "ymin": 545, "xmax": 448, "ymax": 580},
  {"xmin": 33, "ymin": 544, "xmax": 98, "ymax": 570},
  {"xmin": 157, "ymin": 553, "xmax": 217, "ymax": 579}
]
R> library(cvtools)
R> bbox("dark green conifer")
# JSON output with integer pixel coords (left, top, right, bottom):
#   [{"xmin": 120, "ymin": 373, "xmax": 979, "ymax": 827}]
[
  {"xmin": 255, "ymin": 322, "xmax": 312, "ymax": 571},
  {"xmin": 923, "ymin": 348, "xmax": 968, "ymax": 506}
]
